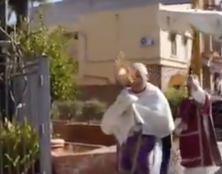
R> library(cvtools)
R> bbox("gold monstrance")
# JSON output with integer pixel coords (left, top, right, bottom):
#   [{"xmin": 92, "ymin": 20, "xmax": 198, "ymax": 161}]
[{"xmin": 115, "ymin": 52, "xmax": 135, "ymax": 85}]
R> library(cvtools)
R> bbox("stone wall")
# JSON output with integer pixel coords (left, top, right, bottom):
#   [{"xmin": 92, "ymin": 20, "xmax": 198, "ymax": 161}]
[
  {"xmin": 161, "ymin": 66, "xmax": 187, "ymax": 91},
  {"xmin": 78, "ymin": 84, "xmax": 120, "ymax": 104},
  {"xmin": 52, "ymin": 142, "xmax": 222, "ymax": 174},
  {"xmin": 78, "ymin": 64, "xmax": 161, "ymax": 104},
  {"xmin": 52, "ymin": 146, "xmax": 116, "ymax": 174},
  {"xmin": 52, "ymin": 122, "xmax": 117, "ymax": 174},
  {"xmin": 147, "ymin": 64, "xmax": 161, "ymax": 88},
  {"xmin": 77, "ymin": 64, "xmax": 186, "ymax": 104},
  {"xmin": 53, "ymin": 122, "xmax": 116, "ymax": 146}
]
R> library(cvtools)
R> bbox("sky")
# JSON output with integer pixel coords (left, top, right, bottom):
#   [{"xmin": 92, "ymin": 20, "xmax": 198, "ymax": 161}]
[{"xmin": 8, "ymin": 0, "xmax": 63, "ymax": 24}]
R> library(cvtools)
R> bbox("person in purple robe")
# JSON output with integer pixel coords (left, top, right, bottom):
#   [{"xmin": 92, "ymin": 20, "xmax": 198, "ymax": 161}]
[
  {"xmin": 101, "ymin": 63, "xmax": 175, "ymax": 174},
  {"xmin": 160, "ymin": 134, "xmax": 172, "ymax": 174}
]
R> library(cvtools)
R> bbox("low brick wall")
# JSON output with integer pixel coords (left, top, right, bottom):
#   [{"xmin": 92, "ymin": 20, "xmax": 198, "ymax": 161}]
[
  {"xmin": 64, "ymin": 142, "xmax": 105, "ymax": 153},
  {"xmin": 52, "ymin": 121, "xmax": 116, "ymax": 146},
  {"xmin": 52, "ymin": 122, "xmax": 117, "ymax": 174},
  {"xmin": 52, "ymin": 146, "xmax": 116, "ymax": 174}
]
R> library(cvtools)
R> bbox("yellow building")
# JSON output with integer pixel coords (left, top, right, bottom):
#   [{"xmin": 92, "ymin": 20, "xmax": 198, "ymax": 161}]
[
  {"xmin": 31, "ymin": 0, "xmax": 192, "ymax": 101},
  {"xmin": 76, "ymin": 3, "xmax": 192, "ymax": 89}
]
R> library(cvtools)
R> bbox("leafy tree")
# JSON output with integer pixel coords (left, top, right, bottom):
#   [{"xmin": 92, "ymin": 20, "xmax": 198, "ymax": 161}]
[
  {"xmin": 0, "ymin": 0, "xmax": 45, "ymax": 117},
  {"xmin": 164, "ymin": 87, "xmax": 187, "ymax": 119},
  {"xmin": 15, "ymin": 19, "xmax": 78, "ymax": 101}
]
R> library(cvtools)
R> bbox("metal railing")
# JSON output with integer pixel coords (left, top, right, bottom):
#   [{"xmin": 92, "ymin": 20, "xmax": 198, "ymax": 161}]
[{"xmin": 0, "ymin": 55, "xmax": 51, "ymax": 174}]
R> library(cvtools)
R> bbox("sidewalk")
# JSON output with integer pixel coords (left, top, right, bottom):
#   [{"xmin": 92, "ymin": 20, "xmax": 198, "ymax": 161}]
[{"xmin": 168, "ymin": 142, "xmax": 222, "ymax": 174}]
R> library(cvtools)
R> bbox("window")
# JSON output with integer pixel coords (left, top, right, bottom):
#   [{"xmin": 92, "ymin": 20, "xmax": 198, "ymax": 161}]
[
  {"xmin": 182, "ymin": 35, "xmax": 188, "ymax": 45},
  {"xmin": 169, "ymin": 33, "xmax": 177, "ymax": 56},
  {"xmin": 171, "ymin": 40, "xmax": 177, "ymax": 56},
  {"xmin": 184, "ymin": 37, "xmax": 188, "ymax": 60},
  {"xmin": 74, "ymin": 32, "xmax": 78, "ymax": 40},
  {"xmin": 63, "ymin": 31, "xmax": 78, "ymax": 40}
]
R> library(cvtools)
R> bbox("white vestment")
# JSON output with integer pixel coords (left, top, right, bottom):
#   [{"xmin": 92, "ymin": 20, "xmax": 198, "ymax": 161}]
[
  {"xmin": 101, "ymin": 83, "xmax": 175, "ymax": 173},
  {"xmin": 101, "ymin": 82, "xmax": 174, "ymax": 143}
]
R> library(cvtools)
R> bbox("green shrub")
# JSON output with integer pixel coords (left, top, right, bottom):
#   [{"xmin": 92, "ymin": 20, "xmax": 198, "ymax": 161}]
[
  {"xmin": 51, "ymin": 99, "xmax": 107, "ymax": 122},
  {"xmin": 50, "ymin": 103, "xmax": 60, "ymax": 120},
  {"xmin": 81, "ymin": 99, "xmax": 107, "ymax": 121},
  {"xmin": 51, "ymin": 100, "xmax": 84, "ymax": 121},
  {"xmin": 0, "ymin": 119, "xmax": 39, "ymax": 173},
  {"xmin": 164, "ymin": 87, "xmax": 187, "ymax": 118},
  {"xmin": 15, "ymin": 17, "xmax": 78, "ymax": 101}
]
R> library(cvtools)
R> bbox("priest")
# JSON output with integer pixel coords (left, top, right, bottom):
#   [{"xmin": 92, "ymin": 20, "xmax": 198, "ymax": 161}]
[
  {"xmin": 174, "ymin": 74, "xmax": 222, "ymax": 174},
  {"xmin": 101, "ymin": 63, "xmax": 175, "ymax": 174}
]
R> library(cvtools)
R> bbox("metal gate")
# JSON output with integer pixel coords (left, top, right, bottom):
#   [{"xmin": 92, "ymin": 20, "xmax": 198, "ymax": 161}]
[{"xmin": 0, "ymin": 56, "xmax": 51, "ymax": 174}]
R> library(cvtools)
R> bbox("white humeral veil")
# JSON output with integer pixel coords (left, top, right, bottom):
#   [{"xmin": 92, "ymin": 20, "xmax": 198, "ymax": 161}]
[{"xmin": 101, "ymin": 83, "xmax": 175, "ymax": 144}]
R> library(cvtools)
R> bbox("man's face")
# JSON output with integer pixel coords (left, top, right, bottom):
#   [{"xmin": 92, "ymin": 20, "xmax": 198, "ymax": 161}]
[{"xmin": 130, "ymin": 70, "xmax": 147, "ymax": 89}]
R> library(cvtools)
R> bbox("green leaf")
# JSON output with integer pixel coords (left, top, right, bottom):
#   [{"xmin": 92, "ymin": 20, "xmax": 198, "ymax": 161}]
[
  {"xmin": 14, "ymin": 17, "xmax": 79, "ymax": 101},
  {"xmin": 164, "ymin": 87, "xmax": 187, "ymax": 119},
  {"xmin": 0, "ymin": 119, "xmax": 40, "ymax": 173}
]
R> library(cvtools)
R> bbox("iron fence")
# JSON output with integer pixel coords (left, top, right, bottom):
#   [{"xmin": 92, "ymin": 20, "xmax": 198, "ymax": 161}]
[{"xmin": 0, "ymin": 56, "xmax": 51, "ymax": 174}]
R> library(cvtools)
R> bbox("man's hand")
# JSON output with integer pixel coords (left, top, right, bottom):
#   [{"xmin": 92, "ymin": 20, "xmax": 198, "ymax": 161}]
[
  {"xmin": 191, "ymin": 87, "xmax": 206, "ymax": 105},
  {"xmin": 187, "ymin": 75, "xmax": 206, "ymax": 105},
  {"xmin": 116, "ymin": 89, "xmax": 138, "ymax": 111},
  {"xmin": 187, "ymin": 75, "xmax": 199, "ymax": 92},
  {"xmin": 117, "ymin": 66, "xmax": 137, "ymax": 86},
  {"xmin": 174, "ymin": 122, "xmax": 187, "ymax": 136}
]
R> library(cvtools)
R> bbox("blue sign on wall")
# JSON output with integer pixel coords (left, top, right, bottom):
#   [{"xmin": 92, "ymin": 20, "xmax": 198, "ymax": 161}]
[{"xmin": 140, "ymin": 37, "xmax": 154, "ymax": 47}]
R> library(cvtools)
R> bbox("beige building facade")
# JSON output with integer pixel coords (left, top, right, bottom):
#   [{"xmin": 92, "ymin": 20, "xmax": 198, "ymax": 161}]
[
  {"xmin": 76, "ymin": 3, "xmax": 192, "ymax": 90},
  {"xmin": 31, "ymin": 0, "xmax": 192, "ymax": 101}
]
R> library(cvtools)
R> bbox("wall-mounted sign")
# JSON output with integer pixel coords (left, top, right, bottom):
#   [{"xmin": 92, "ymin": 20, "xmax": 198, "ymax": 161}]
[{"xmin": 140, "ymin": 37, "xmax": 154, "ymax": 47}]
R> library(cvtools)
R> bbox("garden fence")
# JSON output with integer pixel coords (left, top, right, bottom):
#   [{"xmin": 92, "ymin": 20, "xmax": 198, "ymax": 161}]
[{"xmin": 0, "ymin": 56, "xmax": 51, "ymax": 174}]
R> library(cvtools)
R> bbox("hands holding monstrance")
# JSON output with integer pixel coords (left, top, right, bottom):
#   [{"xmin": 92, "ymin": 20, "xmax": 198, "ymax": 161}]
[
  {"xmin": 115, "ymin": 52, "xmax": 136, "ymax": 86},
  {"xmin": 187, "ymin": 74, "xmax": 199, "ymax": 92}
]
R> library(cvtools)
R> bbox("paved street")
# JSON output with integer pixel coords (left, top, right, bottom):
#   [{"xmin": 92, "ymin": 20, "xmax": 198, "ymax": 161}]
[
  {"xmin": 215, "ymin": 142, "xmax": 222, "ymax": 174},
  {"xmin": 168, "ymin": 142, "xmax": 222, "ymax": 174}
]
